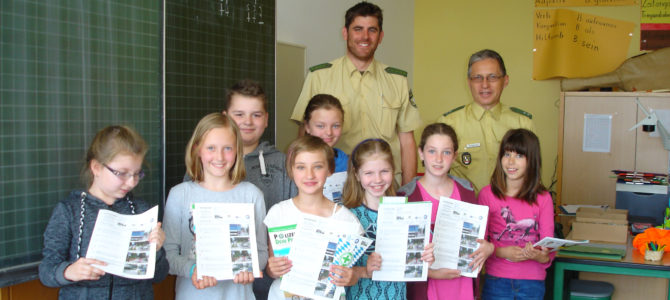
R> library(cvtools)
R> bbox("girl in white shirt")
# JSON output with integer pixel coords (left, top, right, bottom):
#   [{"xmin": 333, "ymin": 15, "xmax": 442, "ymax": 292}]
[{"xmin": 264, "ymin": 135, "xmax": 363, "ymax": 300}]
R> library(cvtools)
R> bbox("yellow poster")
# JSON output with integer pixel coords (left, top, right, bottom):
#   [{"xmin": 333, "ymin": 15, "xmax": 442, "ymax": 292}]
[
  {"xmin": 640, "ymin": 0, "xmax": 670, "ymax": 49},
  {"xmin": 535, "ymin": 0, "xmax": 637, "ymax": 6},
  {"xmin": 533, "ymin": 9, "xmax": 635, "ymax": 80},
  {"xmin": 641, "ymin": 0, "xmax": 670, "ymax": 23}
]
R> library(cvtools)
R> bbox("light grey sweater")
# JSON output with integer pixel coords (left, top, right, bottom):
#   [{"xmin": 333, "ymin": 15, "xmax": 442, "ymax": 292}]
[{"xmin": 163, "ymin": 181, "xmax": 268, "ymax": 300}]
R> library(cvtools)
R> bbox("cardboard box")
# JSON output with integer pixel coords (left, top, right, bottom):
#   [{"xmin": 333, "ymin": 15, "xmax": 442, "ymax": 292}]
[
  {"xmin": 575, "ymin": 207, "xmax": 628, "ymax": 224},
  {"xmin": 571, "ymin": 207, "xmax": 628, "ymax": 244}
]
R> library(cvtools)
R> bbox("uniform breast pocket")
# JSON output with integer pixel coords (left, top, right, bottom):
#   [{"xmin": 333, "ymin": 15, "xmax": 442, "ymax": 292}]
[
  {"xmin": 379, "ymin": 97, "xmax": 401, "ymax": 139},
  {"xmin": 460, "ymin": 139, "xmax": 482, "ymax": 168}
]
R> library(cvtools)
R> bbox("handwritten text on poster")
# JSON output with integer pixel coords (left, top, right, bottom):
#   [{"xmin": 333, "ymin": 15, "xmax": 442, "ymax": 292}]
[{"xmin": 533, "ymin": 9, "xmax": 634, "ymax": 79}]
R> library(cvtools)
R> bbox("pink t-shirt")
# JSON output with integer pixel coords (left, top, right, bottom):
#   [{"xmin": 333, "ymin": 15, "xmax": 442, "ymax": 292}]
[
  {"xmin": 417, "ymin": 182, "xmax": 474, "ymax": 300},
  {"xmin": 477, "ymin": 185, "xmax": 555, "ymax": 280}
]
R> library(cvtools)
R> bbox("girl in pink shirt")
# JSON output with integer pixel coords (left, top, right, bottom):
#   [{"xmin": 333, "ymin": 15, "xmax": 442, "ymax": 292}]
[
  {"xmin": 478, "ymin": 129, "xmax": 554, "ymax": 300},
  {"xmin": 398, "ymin": 123, "xmax": 494, "ymax": 300}
]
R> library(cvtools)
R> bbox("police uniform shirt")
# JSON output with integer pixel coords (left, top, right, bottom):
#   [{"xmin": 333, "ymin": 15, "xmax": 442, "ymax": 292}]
[
  {"xmin": 436, "ymin": 102, "xmax": 534, "ymax": 193},
  {"xmin": 291, "ymin": 56, "xmax": 422, "ymax": 177}
]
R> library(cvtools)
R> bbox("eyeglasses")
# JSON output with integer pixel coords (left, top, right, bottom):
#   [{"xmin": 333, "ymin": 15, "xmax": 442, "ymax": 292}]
[
  {"xmin": 469, "ymin": 74, "xmax": 504, "ymax": 83},
  {"xmin": 103, "ymin": 164, "xmax": 145, "ymax": 181}
]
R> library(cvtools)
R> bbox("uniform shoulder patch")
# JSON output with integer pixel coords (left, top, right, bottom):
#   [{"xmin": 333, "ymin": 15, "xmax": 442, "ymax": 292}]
[
  {"xmin": 510, "ymin": 107, "xmax": 532, "ymax": 119},
  {"xmin": 442, "ymin": 105, "xmax": 465, "ymax": 117},
  {"xmin": 409, "ymin": 89, "xmax": 417, "ymax": 108},
  {"xmin": 309, "ymin": 63, "xmax": 332, "ymax": 72},
  {"xmin": 384, "ymin": 67, "xmax": 407, "ymax": 77}
]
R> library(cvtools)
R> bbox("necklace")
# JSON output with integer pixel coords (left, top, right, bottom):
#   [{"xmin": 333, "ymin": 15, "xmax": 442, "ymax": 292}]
[{"xmin": 75, "ymin": 191, "xmax": 135, "ymax": 258}]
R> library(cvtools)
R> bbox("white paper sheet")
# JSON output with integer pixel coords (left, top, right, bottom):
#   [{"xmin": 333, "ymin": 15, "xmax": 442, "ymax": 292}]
[
  {"xmin": 192, "ymin": 203, "xmax": 261, "ymax": 280},
  {"xmin": 431, "ymin": 197, "xmax": 488, "ymax": 278},
  {"xmin": 533, "ymin": 237, "xmax": 588, "ymax": 251},
  {"xmin": 323, "ymin": 172, "xmax": 347, "ymax": 204},
  {"xmin": 371, "ymin": 200, "xmax": 432, "ymax": 282},
  {"xmin": 583, "ymin": 114, "xmax": 612, "ymax": 153},
  {"xmin": 86, "ymin": 206, "xmax": 158, "ymax": 279},
  {"xmin": 280, "ymin": 215, "xmax": 362, "ymax": 300}
]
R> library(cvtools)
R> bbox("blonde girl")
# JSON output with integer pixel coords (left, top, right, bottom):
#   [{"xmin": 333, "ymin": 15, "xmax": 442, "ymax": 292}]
[
  {"xmin": 264, "ymin": 135, "xmax": 363, "ymax": 300},
  {"xmin": 344, "ymin": 139, "xmax": 434, "ymax": 300},
  {"xmin": 163, "ymin": 113, "xmax": 268, "ymax": 300},
  {"xmin": 39, "ymin": 125, "xmax": 168, "ymax": 299},
  {"xmin": 478, "ymin": 128, "xmax": 553, "ymax": 300}
]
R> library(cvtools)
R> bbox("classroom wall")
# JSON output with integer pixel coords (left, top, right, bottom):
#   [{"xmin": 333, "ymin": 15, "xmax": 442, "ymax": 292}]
[
  {"xmin": 413, "ymin": 1, "xmax": 644, "ymax": 188},
  {"xmin": 276, "ymin": 42, "xmax": 306, "ymax": 152},
  {"xmin": 276, "ymin": 0, "xmax": 415, "ymax": 153},
  {"xmin": 277, "ymin": 0, "xmax": 415, "ymax": 84}
]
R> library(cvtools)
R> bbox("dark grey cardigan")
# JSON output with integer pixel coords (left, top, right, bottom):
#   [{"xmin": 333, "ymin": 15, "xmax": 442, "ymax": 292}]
[{"xmin": 39, "ymin": 190, "xmax": 169, "ymax": 300}]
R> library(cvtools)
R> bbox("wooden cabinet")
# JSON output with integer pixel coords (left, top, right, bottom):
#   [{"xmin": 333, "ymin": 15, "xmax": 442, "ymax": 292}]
[{"xmin": 558, "ymin": 92, "xmax": 670, "ymax": 207}]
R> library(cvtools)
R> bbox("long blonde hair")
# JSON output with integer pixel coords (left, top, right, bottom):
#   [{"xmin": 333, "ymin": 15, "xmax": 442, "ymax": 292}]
[
  {"xmin": 185, "ymin": 113, "xmax": 245, "ymax": 184},
  {"xmin": 342, "ymin": 139, "xmax": 397, "ymax": 208}
]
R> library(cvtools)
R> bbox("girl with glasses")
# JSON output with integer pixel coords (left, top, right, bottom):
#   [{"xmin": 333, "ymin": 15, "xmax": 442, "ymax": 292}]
[{"xmin": 39, "ymin": 125, "xmax": 168, "ymax": 299}]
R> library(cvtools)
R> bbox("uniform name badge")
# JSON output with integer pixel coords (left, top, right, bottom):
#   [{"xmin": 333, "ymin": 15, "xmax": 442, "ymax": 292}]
[{"xmin": 462, "ymin": 152, "xmax": 472, "ymax": 165}]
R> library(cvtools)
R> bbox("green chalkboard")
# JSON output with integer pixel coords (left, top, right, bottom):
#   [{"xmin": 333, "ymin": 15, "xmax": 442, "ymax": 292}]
[
  {"xmin": 0, "ymin": 0, "xmax": 276, "ymax": 287},
  {"xmin": 0, "ymin": 0, "xmax": 162, "ymax": 285},
  {"xmin": 164, "ymin": 0, "xmax": 276, "ymax": 193}
]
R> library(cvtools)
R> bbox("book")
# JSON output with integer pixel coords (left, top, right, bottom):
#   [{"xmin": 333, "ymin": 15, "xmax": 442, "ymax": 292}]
[
  {"xmin": 558, "ymin": 242, "xmax": 626, "ymax": 261},
  {"xmin": 557, "ymin": 250, "xmax": 624, "ymax": 261}
]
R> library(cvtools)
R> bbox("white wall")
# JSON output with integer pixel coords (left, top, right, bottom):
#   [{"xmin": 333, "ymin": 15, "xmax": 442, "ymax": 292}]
[{"xmin": 277, "ymin": 0, "xmax": 415, "ymax": 84}]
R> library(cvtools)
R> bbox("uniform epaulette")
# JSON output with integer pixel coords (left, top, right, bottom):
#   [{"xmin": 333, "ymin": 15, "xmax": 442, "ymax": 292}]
[
  {"xmin": 384, "ymin": 67, "xmax": 407, "ymax": 77},
  {"xmin": 442, "ymin": 105, "xmax": 465, "ymax": 117},
  {"xmin": 309, "ymin": 63, "xmax": 332, "ymax": 72},
  {"xmin": 510, "ymin": 107, "xmax": 532, "ymax": 119}
]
